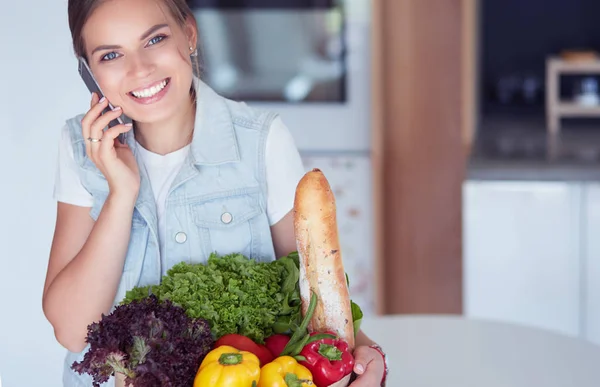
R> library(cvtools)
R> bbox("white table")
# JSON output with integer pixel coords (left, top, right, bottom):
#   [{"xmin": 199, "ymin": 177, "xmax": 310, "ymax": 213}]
[{"xmin": 361, "ymin": 315, "xmax": 600, "ymax": 387}]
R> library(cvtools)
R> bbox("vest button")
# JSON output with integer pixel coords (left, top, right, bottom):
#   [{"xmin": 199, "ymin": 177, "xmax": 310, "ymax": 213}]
[
  {"xmin": 221, "ymin": 212, "xmax": 233, "ymax": 224},
  {"xmin": 175, "ymin": 232, "xmax": 187, "ymax": 244}
]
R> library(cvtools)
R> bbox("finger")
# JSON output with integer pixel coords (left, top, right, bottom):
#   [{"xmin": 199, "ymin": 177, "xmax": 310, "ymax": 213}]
[
  {"xmin": 349, "ymin": 347, "xmax": 385, "ymax": 387},
  {"xmin": 81, "ymin": 96, "xmax": 109, "ymax": 138},
  {"xmin": 82, "ymin": 95, "xmax": 102, "ymax": 156},
  {"xmin": 90, "ymin": 106, "xmax": 123, "ymax": 140},
  {"xmin": 98, "ymin": 123, "xmax": 134, "ymax": 158},
  {"xmin": 83, "ymin": 97, "xmax": 109, "ymax": 160},
  {"xmin": 90, "ymin": 92, "xmax": 99, "ymax": 109},
  {"xmin": 101, "ymin": 123, "xmax": 133, "ymax": 148},
  {"xmin": 353, "ymin": 346, "xmax": 378, "ymax": 375},
  {"xmin": 114, "ymin": 132, "xmax": 131, "ymax": 149}
]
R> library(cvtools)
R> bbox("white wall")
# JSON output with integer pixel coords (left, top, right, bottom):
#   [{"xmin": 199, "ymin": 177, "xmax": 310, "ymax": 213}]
[{"xmin": 1, "ymin": 1, "xmax": 92, "ymax": 386}]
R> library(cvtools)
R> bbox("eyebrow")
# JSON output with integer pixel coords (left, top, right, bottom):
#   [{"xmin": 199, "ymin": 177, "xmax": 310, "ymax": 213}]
[{"xmin": 90, "ymin": 23, "xmax": 170, "ymax": 55}]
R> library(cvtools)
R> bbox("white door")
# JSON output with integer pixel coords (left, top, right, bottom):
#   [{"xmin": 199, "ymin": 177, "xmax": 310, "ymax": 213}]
[{"xmin": 463, "ymin": 181, "xmax": 582, "ymax": 337}]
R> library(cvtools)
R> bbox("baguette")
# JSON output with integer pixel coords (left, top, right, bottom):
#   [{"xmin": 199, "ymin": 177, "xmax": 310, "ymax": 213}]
[{"xmin": 293, "ymin": 168, "xmax": 355, "ymax": 350}]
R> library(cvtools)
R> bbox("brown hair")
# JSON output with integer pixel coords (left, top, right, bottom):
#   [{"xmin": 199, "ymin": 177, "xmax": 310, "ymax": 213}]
[{"xmin": 67, "ymin": 0, "xmax": 202, "ymax": 76}]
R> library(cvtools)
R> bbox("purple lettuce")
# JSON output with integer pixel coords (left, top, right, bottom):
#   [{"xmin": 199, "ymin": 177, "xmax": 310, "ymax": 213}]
[{"xmin": 72, "ymin": 295, "xmax": 213, "ymax": 387}]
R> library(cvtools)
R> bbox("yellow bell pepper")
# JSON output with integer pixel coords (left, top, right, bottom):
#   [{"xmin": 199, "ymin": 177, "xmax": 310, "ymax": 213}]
[
  {"xmin": 258, "ymin": 356, "xmax": 314, "ymax": 387},
  {"xmin": 194, "ymin": 345, "xmax": 261, "ymax": 387}
]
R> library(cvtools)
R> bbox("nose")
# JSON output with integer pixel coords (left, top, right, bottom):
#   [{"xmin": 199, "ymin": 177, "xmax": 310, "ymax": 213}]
[{"xmin": 126, "ymin": 53, "xmax": 155, "ymax": 79}]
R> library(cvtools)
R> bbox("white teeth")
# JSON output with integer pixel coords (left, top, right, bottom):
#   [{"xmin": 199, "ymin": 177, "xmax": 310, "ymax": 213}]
[{"xmin": 132, "ymin": 80, "xmax": 167, "ymax": 98}]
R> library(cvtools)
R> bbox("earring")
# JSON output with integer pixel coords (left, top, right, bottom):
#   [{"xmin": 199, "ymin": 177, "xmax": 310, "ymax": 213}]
[{"xmin": 189, "ymin": 46, "xmax": 198, "ymax": 57}]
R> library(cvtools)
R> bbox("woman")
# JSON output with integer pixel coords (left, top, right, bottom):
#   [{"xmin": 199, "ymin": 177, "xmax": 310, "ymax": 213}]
[{"xmin": 42, "ymin": 0, "xmax": 387, "ymax": 385}]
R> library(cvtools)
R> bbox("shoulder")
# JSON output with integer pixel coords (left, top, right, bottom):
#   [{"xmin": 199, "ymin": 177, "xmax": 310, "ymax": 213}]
[
  {"xmin": 60, "ymin": 113, "xmax": 88, "ymax": 167},
  {"xmin": 263, "ymin": 117, "xmax": 305, "ymax": 225},
  {"xmin": 223, "ymin": 98, "xmax": 279, "ymax": 133},
  {"xmin": 64, "ymin": 113, "xmax": 86, "ymax": 143},
  {"xmin": 196, "ymin": 79, "xmax": 279, "ymax": 134},
  {"xmin": 265, "ymin": 116, "xmax": 298, "ymax": 150},
  {"xmin": 264, "ymin": 115, "xmax": 302, "ymax": 166}
]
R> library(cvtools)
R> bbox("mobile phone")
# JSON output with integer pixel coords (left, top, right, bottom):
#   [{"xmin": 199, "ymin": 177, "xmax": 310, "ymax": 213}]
[{"xmin": 77, "ymin": 56, "xmax": 128, "ymax": 144}]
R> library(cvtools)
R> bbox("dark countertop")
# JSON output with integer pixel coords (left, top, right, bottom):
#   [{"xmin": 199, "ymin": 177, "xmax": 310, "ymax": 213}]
[
  {"xmin": 468, "ymin": 160, "xmax": 600, "ymax": 181},
  {"xmin": 467, "ymin": 114, "xmax": 600, "ymax": 182}
]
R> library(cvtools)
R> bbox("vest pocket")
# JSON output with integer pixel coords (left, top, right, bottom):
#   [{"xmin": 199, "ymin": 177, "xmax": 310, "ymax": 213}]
[{"xmin": 191, "ymin": 189, "xmax": 263, "ymax": 259}]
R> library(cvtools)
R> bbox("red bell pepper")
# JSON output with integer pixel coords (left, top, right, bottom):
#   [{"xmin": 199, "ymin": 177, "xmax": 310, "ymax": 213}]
[
  {"xmin": 299, "ymin": 332, "xmax": 355, "ymax": 387},
  {"xmin": 264, "ymin": 334, "xmax": 291, "ymax": 358},
  {"xmin": 213, "ymin": 333, "xmax": 274, "ymax": 366}
]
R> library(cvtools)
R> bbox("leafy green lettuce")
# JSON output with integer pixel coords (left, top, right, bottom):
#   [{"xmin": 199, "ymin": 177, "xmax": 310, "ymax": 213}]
[
  {"xmin": 122, "ymin": 251, "xmax": 365, "ymax": 343},
  {"xmin": 122, "ymin": 252, "xmax": 301, "ymax": 344}
]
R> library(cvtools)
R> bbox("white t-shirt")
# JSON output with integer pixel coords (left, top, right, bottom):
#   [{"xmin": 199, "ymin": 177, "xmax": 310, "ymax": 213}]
[{"xmin": 53, "ymin": 116, "xmax": 305, "ymax": 257}]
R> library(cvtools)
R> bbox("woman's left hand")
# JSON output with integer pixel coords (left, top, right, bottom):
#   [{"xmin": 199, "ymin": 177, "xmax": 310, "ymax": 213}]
[{"xmin": 348, "ymin": 345, "xmax": 385, "ymax": 386}]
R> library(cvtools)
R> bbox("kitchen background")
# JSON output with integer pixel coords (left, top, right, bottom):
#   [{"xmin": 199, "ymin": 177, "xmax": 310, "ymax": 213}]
[
  {"xmin": 466, "ymin": 0, "xmax": 600, "ymax": 346},
  {"xmin": 2, "ymin": 0, "xmax": 600, "ymax": 385}
]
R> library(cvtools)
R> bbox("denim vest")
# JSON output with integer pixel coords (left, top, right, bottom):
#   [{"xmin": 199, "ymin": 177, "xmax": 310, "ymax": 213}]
[{"xmin": 61, "ymin": 78, "xmax": 278, "ymax": 386}]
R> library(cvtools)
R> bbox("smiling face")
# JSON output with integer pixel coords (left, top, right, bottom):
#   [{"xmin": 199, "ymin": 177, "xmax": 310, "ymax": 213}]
[{"xmin": 81, "ymin": 0, "xmax": 197, "ymax": 124}]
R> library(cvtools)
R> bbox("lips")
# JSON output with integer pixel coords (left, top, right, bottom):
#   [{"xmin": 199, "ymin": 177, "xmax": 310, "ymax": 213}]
[
  {"xmin": 127, "ymin": 77, "xmax": 172, "ymax": 105},
  {"xmin": 128, "ymin": 78, "xmax": 170, "ymax": 99}
]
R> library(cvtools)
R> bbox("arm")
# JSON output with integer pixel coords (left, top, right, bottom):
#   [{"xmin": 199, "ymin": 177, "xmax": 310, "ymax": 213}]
[
  {"xmin": 270, "ymin": 210, "xmax": 297, "ymax": 258},
  {"xmin": 355, "ymin": 329, "xmax": 377, "ymax": 346},
  {"xmin": 42, "ymin": 196, "xmax": 136, "ymax": 353},
  {"xmin": 44, "ymin": 98, "xmax": 140, "ymax": 353}
]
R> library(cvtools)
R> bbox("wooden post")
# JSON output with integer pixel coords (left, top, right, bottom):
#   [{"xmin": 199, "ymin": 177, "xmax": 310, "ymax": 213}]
[{"xmin": 372, "ymin": 0, "xmax": 465, "ymax": 315}]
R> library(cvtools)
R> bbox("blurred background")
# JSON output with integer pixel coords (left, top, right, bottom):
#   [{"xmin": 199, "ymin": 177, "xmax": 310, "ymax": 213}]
[{"xmin": 3, "ymin": 0, "xmax": 600, "ymax": 385}]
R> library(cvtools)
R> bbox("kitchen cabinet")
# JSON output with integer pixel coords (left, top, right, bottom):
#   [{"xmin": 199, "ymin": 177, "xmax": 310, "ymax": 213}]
[
  {"xmin": 583, "ymin": 184, "xmax": 600, "ymax": 346},
  {"xmin": 463, "ymin": 181, "xmax": 582, "ymax": 337}
]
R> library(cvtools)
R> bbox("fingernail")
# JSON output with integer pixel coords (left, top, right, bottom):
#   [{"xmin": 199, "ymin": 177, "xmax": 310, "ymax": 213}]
[
  {"xmin": 355, "ymin": 364, "xmax": 364, "ymax": 373},
  {"xmin": 99, "ymin": 97, "xmax": 106, "ymax": 103},
  {"xmin": 125, "ymin": 123, "xmax": 133, "ymax": 127},
  {"xmin": 113, "ymin": 106, "xmax": 122, "ymax": 110}
]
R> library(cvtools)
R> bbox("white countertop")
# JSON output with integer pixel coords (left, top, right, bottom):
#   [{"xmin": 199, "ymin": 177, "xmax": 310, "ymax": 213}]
[{"xmin": 360, "ymin": 315, "xmax": 600, "ymax": 387}]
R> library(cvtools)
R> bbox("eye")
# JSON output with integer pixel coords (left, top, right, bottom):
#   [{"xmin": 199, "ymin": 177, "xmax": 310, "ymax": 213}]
[
  {"xmin": 147, "ymin": 34, "xmax": 167, "ymax": 46},
  {"xmin": 101, "ymin": 52, "xmax": 119, "ymax": 61}
]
